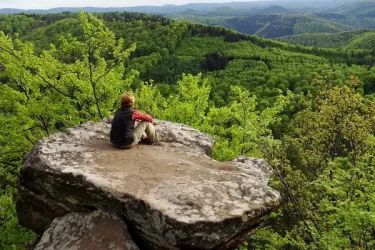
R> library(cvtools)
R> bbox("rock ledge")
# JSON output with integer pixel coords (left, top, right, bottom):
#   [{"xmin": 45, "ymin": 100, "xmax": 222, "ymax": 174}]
[{"xmin": 17, "ymin": 120, "xmax": 281, "ymax": 249}]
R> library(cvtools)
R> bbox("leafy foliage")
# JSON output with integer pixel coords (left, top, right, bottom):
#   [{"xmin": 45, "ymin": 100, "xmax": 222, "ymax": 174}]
[
  {"xmin": 0, "ymin": 190, "xmax": 36, "ymax": 250},
  {"xmin": 0, "ymin": 12, "xmax": 137, "ymax": 248},
  {"xmin": 249, "ymin": 74, "xmax": 375, "ymax": 249},
  {"xmin": 0, "ymin": 11, "xmax": 374, "ymax": 250}
]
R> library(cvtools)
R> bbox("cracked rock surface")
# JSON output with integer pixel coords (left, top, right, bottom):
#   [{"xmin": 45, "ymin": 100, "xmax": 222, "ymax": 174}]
[{"xmin": 17, "ymin": 120, "xmax": 281, "ymax": 250}]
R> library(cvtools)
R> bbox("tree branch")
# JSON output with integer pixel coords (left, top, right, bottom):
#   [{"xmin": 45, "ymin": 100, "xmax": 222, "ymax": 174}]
[
  {"xmin": 33, "ymin": 71, "xmax": 76, "ymax": 99},
  {"xmin": 94, "ymin": 61, "xmax": 118, "ymax": 85},
  {"xmin": 37, "ymin": 115, "xmax": 50, "ymax": 135},
  {"xmin": 25, "ymin": 134, "xmax": 36, "ymax": 146},
  {"xmin": 273, "ymin": 164, "xmax": 318, "ymax": 245},
  {"xmin": 88, "ymin": 44, "xmax": 103, "ymax": 119}
]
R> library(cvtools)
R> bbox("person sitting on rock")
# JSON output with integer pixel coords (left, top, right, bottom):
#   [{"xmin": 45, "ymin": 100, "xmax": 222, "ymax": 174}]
[{"xmin": 110, "ymin": 92, "xmax": 159, "ymax": 149}]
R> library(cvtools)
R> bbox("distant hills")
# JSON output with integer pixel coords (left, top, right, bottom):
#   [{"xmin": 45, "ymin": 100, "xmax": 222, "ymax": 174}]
[
  {"xmin": 332, "ymin": 0, "xmax": 375, "ymax": 16},
  {"xmin": 260, "ymin": 5, "xmax": 290, "ymax": 14},
  {"xmin": 0, "ymin": 0, "xmax": 359, "ymax": 15},
  {"xmin": 1, "ymin": 0, "xmax": 374, "ymax": 39},
  {"xmin": 165, "ymin": 0, "xmax": 375, "ymax": 38}
]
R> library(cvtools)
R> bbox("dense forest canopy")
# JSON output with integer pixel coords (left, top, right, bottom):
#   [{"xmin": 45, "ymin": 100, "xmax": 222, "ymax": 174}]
[{"xmin": 0, "ymin": 9, "xmax": 375, "ymax": 250}]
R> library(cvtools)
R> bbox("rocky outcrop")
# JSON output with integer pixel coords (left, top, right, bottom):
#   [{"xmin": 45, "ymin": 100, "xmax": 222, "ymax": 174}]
[
  {"xmin": 35, "ymin": 210, "xmax": 139, "ymax": 250},
  {"xmin": 17, "ymin": 120, "xmax": 281, "ymax": 250}
]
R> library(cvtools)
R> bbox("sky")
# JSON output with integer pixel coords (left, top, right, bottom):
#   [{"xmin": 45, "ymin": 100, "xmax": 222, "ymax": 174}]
[{"xmin": 0, "ymin": 0, "xmax": 264, "ymax": 9}]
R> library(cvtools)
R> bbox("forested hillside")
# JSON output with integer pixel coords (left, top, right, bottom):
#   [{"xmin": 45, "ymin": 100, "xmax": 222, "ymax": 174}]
[
  {"xmin": 221, "ymin": 14, "xmax": 353, "ymax": 38},
  {"xmin": 1, "ymin": 11, "xmax": 375, "ymax": 250},
  {"xmin": 333, "ymin": 0, "xmax": 375, "ymax": 16},
  {"xmin": 277, "ymin": 30, "xmax": 375, "ymax": 49},
  {"xmin": 1, "ymin": 0, "xmax": 374, "ymax": 39},
  {"xmin": 164, "ymin": 1, "xmax": 375, "ymax": 38},
  {"xmin": 167, "ymin": 12, "xmax": 375, "ymax": 39}
]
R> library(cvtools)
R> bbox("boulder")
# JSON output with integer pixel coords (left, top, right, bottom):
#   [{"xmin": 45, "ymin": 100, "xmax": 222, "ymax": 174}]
[
  {"xmin": 17, "ymin": 120, "xmax": 281, "ymax": 249},
  {"xmin": 35, "ymin": 210, "xmax": 139, "ymax": 250}
]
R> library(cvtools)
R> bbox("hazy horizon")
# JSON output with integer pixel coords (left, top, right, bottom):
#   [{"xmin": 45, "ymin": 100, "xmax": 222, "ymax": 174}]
[{"xmin": 0, "ymin": 0, "xmax": 273, "ymax": 10}]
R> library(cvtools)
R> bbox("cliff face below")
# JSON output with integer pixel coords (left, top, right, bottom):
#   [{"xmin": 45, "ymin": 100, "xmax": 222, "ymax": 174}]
[{"xmin": 16, "ymin": 120, "xmax": 281, "ymax": 250}]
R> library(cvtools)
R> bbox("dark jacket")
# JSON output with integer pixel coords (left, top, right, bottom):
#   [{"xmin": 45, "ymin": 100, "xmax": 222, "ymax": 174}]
[{"xmin": 110, "ymin": 107, "xmax": 135, "ymax": 146}]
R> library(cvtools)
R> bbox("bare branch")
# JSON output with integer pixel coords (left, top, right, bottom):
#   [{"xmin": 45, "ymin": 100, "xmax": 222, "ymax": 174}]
[{"xmin": 273, "ymin": 164, "xmax": 317, "ymax": 245}]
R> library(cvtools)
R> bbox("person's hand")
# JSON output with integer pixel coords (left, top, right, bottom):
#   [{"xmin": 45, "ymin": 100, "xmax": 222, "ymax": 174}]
[{"xmin": 104, "ymin": 116, "xmax": 114, "ymax": 124}]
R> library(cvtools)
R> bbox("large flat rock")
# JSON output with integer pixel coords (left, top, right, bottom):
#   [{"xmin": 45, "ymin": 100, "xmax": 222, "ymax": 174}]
[{"xmin": 17, "ymin": 120, "xmax": 281, "ymax": 249}]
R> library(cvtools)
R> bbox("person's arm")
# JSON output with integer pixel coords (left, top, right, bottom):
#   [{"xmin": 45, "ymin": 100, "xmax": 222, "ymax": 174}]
[{"xmin": 132, "ymin": 110, "xmax": 153, "ymax": 123}]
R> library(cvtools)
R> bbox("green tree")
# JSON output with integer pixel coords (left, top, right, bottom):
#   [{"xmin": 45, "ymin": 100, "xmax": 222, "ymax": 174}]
[
  {"xmin": 0, "ymin": 12, "xmax": 138, "ymax": 248},
  {"xmin": 250, "ymin": 74, "xmax": 375, "ymax": 249},
  {"xmin": 55, "ymin": 11, "xmax": 137, "ymax": 119},
  {"xmin": 201, "ymin": 86, "xmax": 289, "ymax": 160},
  {"xmin": 162, "ymin": 73, "xmax": 211, "ymax": 128}
]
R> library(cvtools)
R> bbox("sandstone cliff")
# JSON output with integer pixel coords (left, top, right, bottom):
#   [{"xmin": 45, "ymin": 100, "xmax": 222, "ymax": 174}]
[{"xmin": 17, "ymin": 120, "xmax": 281, "ymax": 250}]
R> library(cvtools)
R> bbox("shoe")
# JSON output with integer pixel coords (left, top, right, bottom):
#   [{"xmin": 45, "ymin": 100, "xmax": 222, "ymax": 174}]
[
  {"xmin": 150, "ymin": 141, "xmax": 163, "ymax": 146},
  {"xmin": 139, "ymin": 138, "xmax": 151, "ymax": 144}
]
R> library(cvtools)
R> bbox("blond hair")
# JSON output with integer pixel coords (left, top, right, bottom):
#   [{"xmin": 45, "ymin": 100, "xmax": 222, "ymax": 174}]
[{"xmin": 120, "ymin": 93, "xmax": 135, "ymax": 108}]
